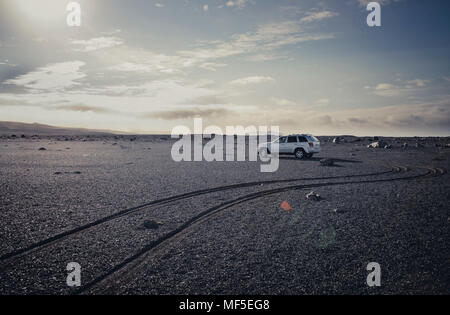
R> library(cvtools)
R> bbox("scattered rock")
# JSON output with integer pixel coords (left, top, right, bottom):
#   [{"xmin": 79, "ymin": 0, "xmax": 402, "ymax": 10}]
[
  {"xmin": 367, "ymin": 141, "xmax": 388, "ymax": 148},
  {"xmin": 38, "ymin": 147, "xmax": 47, "ymax": 151},
  {"xmin": 320, "ymin": 158, "xmax": 334, "ymax": 166},
  {"xmin": 332, "ymin": 137, "xmax": 341, "ymax": 144},
  {"xmin": 143, "ymin": 220, "xmax": 162, "ymax": 230},
  {"xmin": 401, "ymin": 143, "xmax": 409, "ymax": 148},
  {"xmin": 384, "ymin": 144, "xmax": 392, "ymax": 149},
  {"xmin": 306, "ymin": 191, "xmax": 321, "ymax": 201},
  {"xmin": 415, "ymin": 143, "xmax": 424, "ymax": 148},
  {"xmin": 54, "ymin": 172, "xmax": 62, "ymax": 175}
]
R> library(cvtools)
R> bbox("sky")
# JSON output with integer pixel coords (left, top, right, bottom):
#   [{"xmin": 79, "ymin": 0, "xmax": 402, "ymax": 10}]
[{"xmin": 0, "ymin": 0, "xmax": 449, "ymax": 136}]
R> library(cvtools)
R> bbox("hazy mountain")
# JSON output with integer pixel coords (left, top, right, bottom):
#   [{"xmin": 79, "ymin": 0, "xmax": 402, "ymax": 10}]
[{"xmin": 0, "ymin": 121, "xmax": 119, "ymax": 136}]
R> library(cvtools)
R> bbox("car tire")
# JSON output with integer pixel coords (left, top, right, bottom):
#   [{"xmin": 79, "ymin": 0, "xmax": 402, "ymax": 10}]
[{"xmin": 294, "ymin": 148, "xmax": 305, "ymax": 160}]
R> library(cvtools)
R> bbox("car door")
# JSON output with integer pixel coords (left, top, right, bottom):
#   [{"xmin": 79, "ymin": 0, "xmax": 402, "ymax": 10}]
[
  {"xmin": 297, "ymin": 136, "xmax": 308, "ymax": 151},
  {"xmin": 274, "ymin": 136, "xmax": 287, "ymax": 153},
  {"xmin": 286, "ymin": 136, "xmax": 298, "ymax": 153}
]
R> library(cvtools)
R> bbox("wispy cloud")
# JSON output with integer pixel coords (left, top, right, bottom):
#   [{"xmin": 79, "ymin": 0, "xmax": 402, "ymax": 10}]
[
  {"xmin": 366, "ymin": 79, "xmax": 430, "ymax": 97},
  {"xmin": 300, "ymin": 11, "xmax": 339, "ymax": 23},
  {"xmin": 230, "ymin": 76, "xmax": 275, "ymax": 85},
  {"xmin": 71, "ymin": 37, "xmax": 123, "ymax": 52},
  {"xmin": 225, "ymin": 0, "xmax": 252, "ymax": 9},
  {"xmin": 50, "ymin": 103, "xmax": 114, "ymax": 114},
  {"xmin": 145, "ymin": 108, "xmax": 233, "ymax": 120},
  {"xmin": 356, "ymin": 0, "xmax": 404, "ymax": 7},
  {"xmin": 178, "ymin": 19, "xmax": 334, "ymax": 64},
  {"xmin": 4, "ymin": 61, "xmax": 86, "ymax": 91}
]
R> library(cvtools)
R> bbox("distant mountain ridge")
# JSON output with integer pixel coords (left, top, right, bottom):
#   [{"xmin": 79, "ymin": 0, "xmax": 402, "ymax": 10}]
[{"xmin": 0, "ymin": 121, "xmax": 119, "ymax": 136}]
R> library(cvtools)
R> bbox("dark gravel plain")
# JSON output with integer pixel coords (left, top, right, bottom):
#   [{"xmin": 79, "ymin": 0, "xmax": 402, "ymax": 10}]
[{"xmin": 0, "ymin": 135, "xmax": 449, "ymax": 295}]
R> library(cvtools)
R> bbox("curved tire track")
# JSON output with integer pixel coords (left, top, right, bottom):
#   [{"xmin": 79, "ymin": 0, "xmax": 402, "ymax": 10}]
[
  {"xmin": 0, "ymin": 166, "xmax": 395, "ymax": 265},
  {"xmin": 79, "ymin": 165, "xmax": 444, "ymax": 294}
]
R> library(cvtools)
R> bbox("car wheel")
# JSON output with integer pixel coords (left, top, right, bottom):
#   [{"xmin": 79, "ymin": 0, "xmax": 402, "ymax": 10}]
[{"xmin": 294, "ymin": 148, "xmax": 305, "ymax": 160}]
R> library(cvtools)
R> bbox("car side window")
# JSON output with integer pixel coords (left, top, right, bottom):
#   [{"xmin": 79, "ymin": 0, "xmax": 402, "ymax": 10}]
[
  {"xmin": 276, "ymin": 137, "xmax": 287, "ymax": 143},
  {"xmin": 287, "ymin": 136, "xmax": 297, "ymax": 143},
  {"xmin": 298, "ymin": 136, "xmax": 308, "ymax": 142}
]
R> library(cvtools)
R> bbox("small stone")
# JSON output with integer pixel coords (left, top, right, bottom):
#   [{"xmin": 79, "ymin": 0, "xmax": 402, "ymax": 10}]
[
  {"xmin": 367, "ymin": 141, "xmax": 388, "ymax": 149},
  {"xmin": 38, "ymin": 147, "xmax": 47, "ymax": 151},
  {"xmin": 143, "ymin": 220, "xmax": 161, "ymax": 230},
  {"xmin": 306, "ymin": 191, "xmax": 321, "ymax": 201}
]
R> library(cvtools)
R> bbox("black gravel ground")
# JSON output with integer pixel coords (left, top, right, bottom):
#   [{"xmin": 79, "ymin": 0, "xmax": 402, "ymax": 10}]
[{"xmin": 0, "ymin": 135, "xmax": 449, "ymax": 295}]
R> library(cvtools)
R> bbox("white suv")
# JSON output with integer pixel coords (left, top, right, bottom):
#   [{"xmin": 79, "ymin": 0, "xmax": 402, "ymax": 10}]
[{"xmin": 258, "ymin": 134, "xmax": 321, "ymax": 159}]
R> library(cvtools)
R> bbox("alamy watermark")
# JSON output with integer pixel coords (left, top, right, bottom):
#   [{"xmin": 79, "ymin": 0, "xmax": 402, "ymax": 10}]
[
  {"xmin": 366, "ymin": 262, "xmax": 381, "ymax": 287},
  {"xmin": 170, "ymin": 118, "xmax": 280, "ymax": 173},
  {"xmin": 367, "ymin": 2, "xmax": 381, "ymax": 27},
  {"xmin": 66, "ymin": 2, "xmax": 81, "ymax": 27},
  {"xmin": 64, "ymin": 2, "xmax": 380, "ymax": 28},
  {"xmin": 66, "ymin": 262, "xmax": 81, "ymax": 287}
]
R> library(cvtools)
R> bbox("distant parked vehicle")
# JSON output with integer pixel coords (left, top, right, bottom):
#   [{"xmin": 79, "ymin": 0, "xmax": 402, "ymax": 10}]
[{"xmin": 258, "ymin": 134, "xmax": 321, "ymax": 159}]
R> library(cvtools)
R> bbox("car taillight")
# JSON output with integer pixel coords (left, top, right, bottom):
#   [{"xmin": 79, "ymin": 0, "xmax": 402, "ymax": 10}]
[{"xmin": 309, "ymin": 142, "xmax": 313, "ymax": 148}]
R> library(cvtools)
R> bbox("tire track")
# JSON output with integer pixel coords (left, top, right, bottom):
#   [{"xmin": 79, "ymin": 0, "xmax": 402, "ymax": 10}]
[
  {"xmin": 0, "ymin": 166, "xmax": 394, "ymax": 265},
  {"xmin": 79, "ymin": 165, "xmax": 443, "ymax": 294}
]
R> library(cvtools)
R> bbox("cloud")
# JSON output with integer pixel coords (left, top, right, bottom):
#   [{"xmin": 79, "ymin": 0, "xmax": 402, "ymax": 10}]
[
  {"xmin": 145, "ymin": 108, "xmax": 233, "ymax": 120},
  {"xmin": 271, "ymin": 97, "xmax": 297, "ymax": 106},
  {"xmin": 0, "ymin": 59, "xmax": 17, "ymax": 67},
  {"xmin": 225, "ymin": 0, "xmax": 251, "ymax": 9},
  {"xmin": 300, "ymin": 11, "xmax": 339, "ymax": 24},
  {"xmin": 199, "ymin": 62, "xmax": 227, "ymax": 71},
  {"xmin": 366, "ymin": 79, "xmax": 431, "ymax": 97},
  {"xmin": 230, "ymin": 76, "xmax": 275, "ymax": 85},
  {"xmin": 178, "ymin": 19, "xmax": 334, "ymax": 64},
  {"xmin": 155, "ymin": 3, "xmax": 164, "ymax": 8},
  {"xmin": 405, "ymin": 79, "xmax": 430, "ymax": 88},
  {"xmin": 50, "ymin": 104, "xmax": 113, "ymax": 114},
  {"xmin": 184, "ymin": 95, "xmax": 225, "ymax": 106},
  {"xmin": 71, "ymin": 37, "xmax": 123, "ymax": 52},
  {"xmin": 357, "ymin": 0, "xmax": 404, "ymax": 7},
  {"xmin": 4, "ymin": 61, "xmax": 86, "ymax": 91}
]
